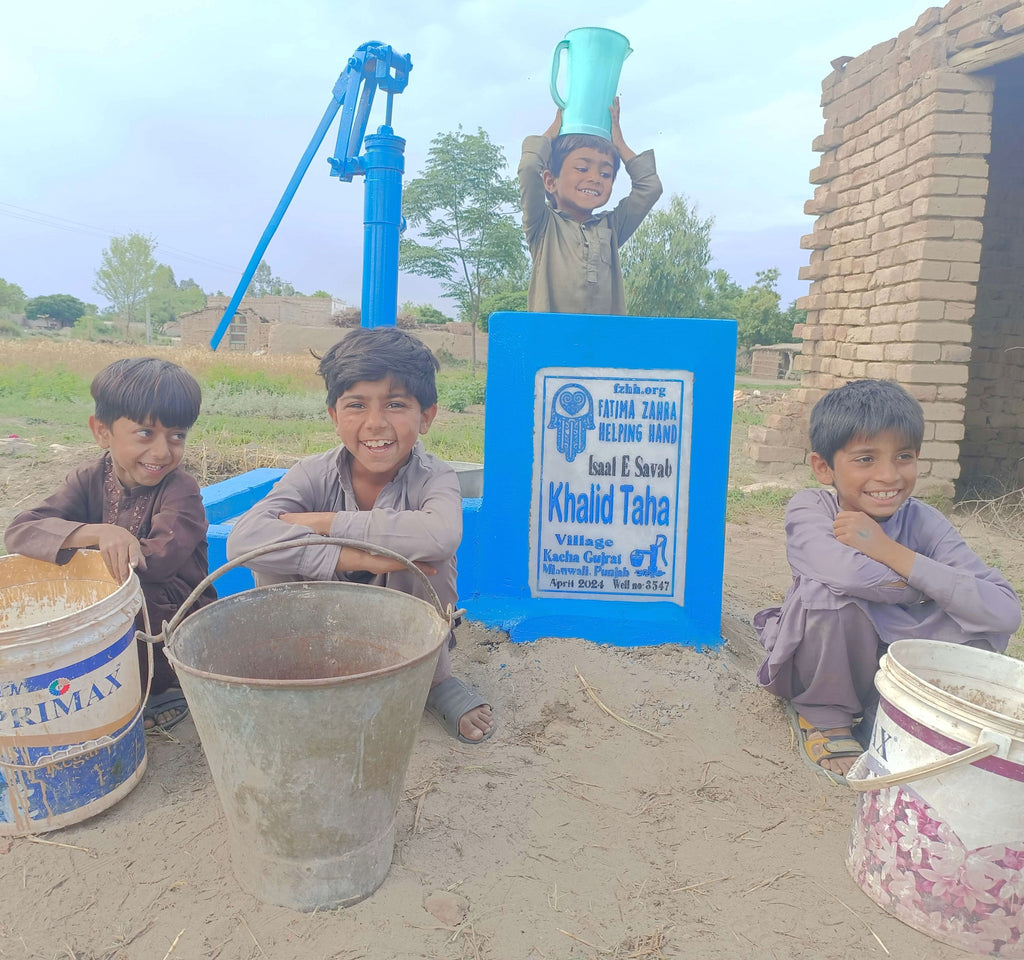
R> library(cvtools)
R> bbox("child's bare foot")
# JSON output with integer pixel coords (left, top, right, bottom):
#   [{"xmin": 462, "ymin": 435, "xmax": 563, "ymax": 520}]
[{"xmin": 459, "ymin": 703, "xmax": 493, "ymax": 741}]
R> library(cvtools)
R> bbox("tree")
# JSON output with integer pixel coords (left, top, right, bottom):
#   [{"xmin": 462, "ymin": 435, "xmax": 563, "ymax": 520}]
[
  {"xmin": 400, "ymin": 126, "xmax": 528, "ymax": 369},
  {"xmin": 621, "ymin": 195, "xmax": 713, "ymax": 318},
  {"xmin": 93, "ymin": 232, "xmax": 159, "ymax": 335},
  {"xmin": 24, "ymin": 294, "xmax": 87, "ymax": 328},
  {"xmin": 246, "ymin": 260, "xmax": 297, "ymax": 297},
  {"xmin": 708, "ymin": 267, "xmax": 802, "ymax": 349},
  {"xmin": 148, "ymin": 267, "xmax": 207, "ymax": 335},
  {"xmin": 0, "ymin": 278, "xmax": 26, "ymax": 317},
  {"xmin": 399, "ymin": 301, "xmax": 450, "ymax": 325},
  {"xmin": 476, "ymin": 289, "xmax": 528, "ymax": 332}
]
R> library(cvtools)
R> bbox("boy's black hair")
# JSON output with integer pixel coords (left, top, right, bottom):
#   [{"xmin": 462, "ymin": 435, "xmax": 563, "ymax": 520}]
[
  {"xmin": 549, "ymin": 134, "xmax": 621, "ymax": 178},
  {"xmin": 91, "ymin": 357, "xmax": 202, "ymax": 429},
  {"xmin": 809, "ymin": 379, "xmax": 924, "ymax": 467},
  {"xmin": 316, "ymin": 327, "xmax": 440, "ymax": 410}
]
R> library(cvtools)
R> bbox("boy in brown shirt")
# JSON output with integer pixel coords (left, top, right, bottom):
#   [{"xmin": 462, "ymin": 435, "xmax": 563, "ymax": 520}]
[
  {"xmin": 518, "ymin": 98, "xmax": 662, "ymax": 314},
  {"xmin": 5, "ymin": 357, "xmax": 216, "ymax": 729}
]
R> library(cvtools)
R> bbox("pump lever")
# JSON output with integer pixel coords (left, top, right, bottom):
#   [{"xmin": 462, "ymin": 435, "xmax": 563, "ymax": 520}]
[{"xmin": 209, "ymin": 42, "xmax": 412, "ymax": 350}]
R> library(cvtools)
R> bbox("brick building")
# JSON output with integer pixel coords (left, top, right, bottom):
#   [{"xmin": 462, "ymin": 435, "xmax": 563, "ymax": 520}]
[
  {"xmin": 180, "ymin": 294, "xmax": 488, "ymax": 362},
  {"xmin": 747, "ymin": 0, "xmax": 1024, "ymax": 496}
]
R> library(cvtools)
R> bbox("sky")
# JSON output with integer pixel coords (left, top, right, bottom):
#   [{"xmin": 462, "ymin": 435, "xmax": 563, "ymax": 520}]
[{"xmin": 2, "ymin": 0, "xmax": 936, "ymax": 317}]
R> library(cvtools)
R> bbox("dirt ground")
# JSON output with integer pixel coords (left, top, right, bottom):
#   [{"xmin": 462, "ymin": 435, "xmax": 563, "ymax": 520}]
[{"xmin": 1, "ymin": 402, "xmax": 1022, "ymax": 960}]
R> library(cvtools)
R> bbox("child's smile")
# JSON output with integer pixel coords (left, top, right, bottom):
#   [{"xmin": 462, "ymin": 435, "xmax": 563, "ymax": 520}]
[
  {"xmin": 811, "ymin": 429, "xmax": 918, "ymax": 520},
  {"xmin": 329, "ymin": 378, "xmax": 437, "ymax": 491},
  {"xmin": 89, "ymin": 416, "xmax": 187, "ymax": 489},
  {"xmin": 543, "ymin": 147, "xmax": 615, "ymax": 222}
]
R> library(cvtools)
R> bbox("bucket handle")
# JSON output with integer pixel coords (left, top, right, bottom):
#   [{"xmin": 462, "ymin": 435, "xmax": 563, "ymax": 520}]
[
  {"xmin": 137, "ymin": 536, "xmax": 459, "ymax": 650},
  {"xmin": 846, "ymin": 739, "xmax": 999, "ymax": 792}
]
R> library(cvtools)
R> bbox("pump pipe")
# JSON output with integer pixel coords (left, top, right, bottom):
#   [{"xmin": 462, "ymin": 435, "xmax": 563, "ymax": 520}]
[{"xmin": 209, "ymin": 42, "xmax": 412, "ymax": 350}]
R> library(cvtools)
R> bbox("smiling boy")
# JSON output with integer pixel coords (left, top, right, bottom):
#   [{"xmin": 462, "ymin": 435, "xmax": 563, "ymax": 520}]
[
  {"xmin": 226, "ymin": 327, "xmax": 493, "ymax": 744},
  {"xmin": 5, "ymin": 357, "xmax": 216, "ymax": 730},
  {"xmin": 754, "ymin": 380, "xmax": 1020, "ymax": 783},
  {"xmin": 519, "ymin": 98, "xmax": 662, "ymax": 315}
]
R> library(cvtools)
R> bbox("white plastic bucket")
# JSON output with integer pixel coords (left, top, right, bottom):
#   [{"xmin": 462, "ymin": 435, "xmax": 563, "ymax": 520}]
[
  {"xmin": 846, "ymin": 638, "xmax": 1024, "ymax": 956},
  {"xmin": 0, "ymin": 552, "xmax": 146, "ymax": 835}
]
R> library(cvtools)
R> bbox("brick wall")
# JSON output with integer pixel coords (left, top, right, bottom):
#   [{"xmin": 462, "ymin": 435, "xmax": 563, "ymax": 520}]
[
  {"xmin": 960, "ymin": 58, "xmax": 1024, "ymax": 490},
  {"xmin": 747, "ymin": 0, "xmax": 1024, "ymax": 496}
]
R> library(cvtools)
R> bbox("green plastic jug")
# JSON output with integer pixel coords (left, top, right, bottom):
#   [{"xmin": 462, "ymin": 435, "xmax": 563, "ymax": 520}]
[{"xmin": 550, "ymin": 27, "xmax": 633, "ymax": 141}]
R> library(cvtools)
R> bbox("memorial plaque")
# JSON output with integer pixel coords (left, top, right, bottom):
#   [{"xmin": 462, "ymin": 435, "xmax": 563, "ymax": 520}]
[{"xmin": 530, "ymin": 367, "xmax": 693, "ymax": 604}]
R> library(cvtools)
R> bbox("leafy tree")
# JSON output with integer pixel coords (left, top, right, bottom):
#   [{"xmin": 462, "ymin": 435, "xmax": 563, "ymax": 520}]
[
  {"xmin": 93, "ymin": 232, "xmax": 159, "ymax": 335},
  {"xmin": 476, "ymin": 289, "xmax": 528, "ymax": 332},
  {"xmin": 148, "ymin": 267, "xmax": 206, "ymax": 334},
  {"xmin": 311, "ymin": 290, "xmax": 332, "ymax": 298},
  {"xmin": 414, "ymin": 304, "xmax": 450, "ymax": 325},
  {"xmin": 621, "ymin": 195, "xmax": 713, "ymax": 318},
  {"xmin": 24, "ymin": 294, "xmax": 88, "ymax": 328},
  {"xmin": 399, "ymin": 301, "xmax": 451, "ymax": 325},
  {"xmin": 247, "ymin": 260, "xmax": 297, "ymax": 297},
  {"xmin": 400, "ymin": 126, "xmax": 528, "ymax": 369},
  {"xmin": 0, "ymin": 278, "xmax": 26, "ymax": 317},
  {"xmin": 708, "ymin": 267, "xmax": 802, "ymax": 349}
]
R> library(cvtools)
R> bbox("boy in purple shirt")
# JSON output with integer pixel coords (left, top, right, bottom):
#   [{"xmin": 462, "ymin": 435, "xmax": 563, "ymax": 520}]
[{"xmin": 755, "ymin": 380, "xmax": 1020, "ymax": 783}]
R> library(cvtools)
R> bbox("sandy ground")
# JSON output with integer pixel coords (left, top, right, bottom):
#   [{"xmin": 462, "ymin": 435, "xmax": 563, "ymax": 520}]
[{"xmin": 1, "ymin": 430, "xmax": 1021, "ymax": 959}]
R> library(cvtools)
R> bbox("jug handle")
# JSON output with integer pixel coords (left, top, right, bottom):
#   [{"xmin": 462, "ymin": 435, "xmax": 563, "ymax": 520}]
[
  {"xmin": 550, "ymin": 39, "xmax": 569, "ymax": 110},
  {"xmin": 846, "ymin": 739, "xmax": 999, "ymax": 791},
  {"xmin": 138, "ymin": 536, "xmax": 460, "ymax": 651}
]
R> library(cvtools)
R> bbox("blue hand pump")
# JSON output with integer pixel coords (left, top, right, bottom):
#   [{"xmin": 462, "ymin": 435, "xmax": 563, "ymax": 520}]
[{"xmin": 209, "ymin": 42, "xmax": 412, "ymax": 350}]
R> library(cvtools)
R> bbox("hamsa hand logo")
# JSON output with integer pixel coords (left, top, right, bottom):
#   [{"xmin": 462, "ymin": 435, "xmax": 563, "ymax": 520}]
[{"xmin": 548, "ymin": 383, "xmax": 594, "ymax": 463}]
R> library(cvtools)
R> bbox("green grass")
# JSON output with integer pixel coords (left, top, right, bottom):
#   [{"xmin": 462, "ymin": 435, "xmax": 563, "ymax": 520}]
[
  {"xmin": 423, "ymin": 417, "xmax": 484, "ymax": 463},
  {"xmin": 734, "ymin": 378, "xmax": 800, "ymax": 392},
  {"xmin": 436, "ymin": 371, "xmax": 486, "ymax": 413},
  {"xmin": 732, "ymin": 408, "xmax": 764, "ymax": 427},
  {"xmin": 725, "ymin": 486, "xmax": 793, "ymax": 523},
  {"xmin": 0, "ymin": 364, "xmax": 90, "ymax": 402},
  {"xmin": 0, "ymin": 358, "xmax": 486, "ymax": 476}
]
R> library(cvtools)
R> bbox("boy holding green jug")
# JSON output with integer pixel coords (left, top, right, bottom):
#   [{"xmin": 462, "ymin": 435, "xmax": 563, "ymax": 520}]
[{"xmin": 519, "ymin": 98, "xmax": 661, "ymax": 315}]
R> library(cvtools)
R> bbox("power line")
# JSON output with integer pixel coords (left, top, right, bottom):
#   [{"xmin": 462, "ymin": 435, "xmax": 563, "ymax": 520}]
[{"xmin": 0, "ymin": 202, "xmax": 244, "ymax": 277}]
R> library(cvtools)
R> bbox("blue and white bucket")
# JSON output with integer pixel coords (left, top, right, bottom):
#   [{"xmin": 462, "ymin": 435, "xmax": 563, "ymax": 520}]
[{"xmin": 0, "ymin": 551, "xmax": 146, "ymax": 834}]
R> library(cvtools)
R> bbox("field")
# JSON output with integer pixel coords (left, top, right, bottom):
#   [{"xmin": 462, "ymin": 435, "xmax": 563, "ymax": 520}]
[{"xmin": 1, "ymin": 338, "xmax": 1023, "ymax": 959}]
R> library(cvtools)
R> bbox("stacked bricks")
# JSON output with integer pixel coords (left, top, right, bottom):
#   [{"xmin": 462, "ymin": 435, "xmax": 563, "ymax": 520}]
[
  {"xmin": 960, "ymin": 58, "xmax": 1024, "ymax": 489},
  {"xmin": 747, "ymin": 0, "xmax": 1024, "ymax": 495}
]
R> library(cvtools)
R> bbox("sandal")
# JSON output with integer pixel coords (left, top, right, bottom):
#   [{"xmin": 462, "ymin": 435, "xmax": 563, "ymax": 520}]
[
  {"xmin": 425, "ymin": 676, "xmax": 494, "ymax": 744},
  {"xmin": 144, "ymin": 688, "xmax": 189, "ymax": 731},
  {"xmin": 785, "ymin": 703, "xmax": 861, "ymax": 785}
]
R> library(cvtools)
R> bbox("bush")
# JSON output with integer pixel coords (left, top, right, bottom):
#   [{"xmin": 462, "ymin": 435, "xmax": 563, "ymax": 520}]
[
  {"xmin": 436, "ymin": 372, "xmax": 485, "ymax": 412},
  {"xmin": 200, "ymin": 383, "xmax": 326, "ymax": 419},
  {"xmin": 202, "ymin": 364, "xmax": 297, "ymax": 396},
  {"xmin": 477, "ymin": 290, "xmax": 528, "ymax": 332},
  {"xmin": 0, "ymin": 364, "xmax": 89, "ymax": 401},
  {"xmin": 0, "ymin": 317, "xmax": 23, "ymax": 338}
]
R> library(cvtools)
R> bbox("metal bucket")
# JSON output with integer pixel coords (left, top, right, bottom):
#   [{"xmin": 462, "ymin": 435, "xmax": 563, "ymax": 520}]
[
  {"xmin": 0, "ymin": 551, "xmax": 146, "ymax": 835},
  {"xmin": 154, "ymin": 538, "xmax": 453, "ymax": 911},
  {"xmin": 847, "ymin": 639, "xmax": 1024, "ymax": 956}
]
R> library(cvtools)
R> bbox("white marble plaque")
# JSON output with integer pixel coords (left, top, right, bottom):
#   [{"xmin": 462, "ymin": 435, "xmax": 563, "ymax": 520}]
[{"xmin": 529, "ymin": 367, "xmax": 693, "ymax": 603}]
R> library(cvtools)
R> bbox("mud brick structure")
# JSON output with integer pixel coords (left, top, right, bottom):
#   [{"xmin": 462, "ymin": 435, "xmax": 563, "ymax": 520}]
[{"xmin": 747, "ymin": 0, "xmax": 1024, "ymax": 496}]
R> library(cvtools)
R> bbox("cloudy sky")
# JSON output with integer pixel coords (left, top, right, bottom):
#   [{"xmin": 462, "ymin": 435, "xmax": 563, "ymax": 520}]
[{"xmin": 3, "ymin": 0, "xmax": 933, "ymax": 316}]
